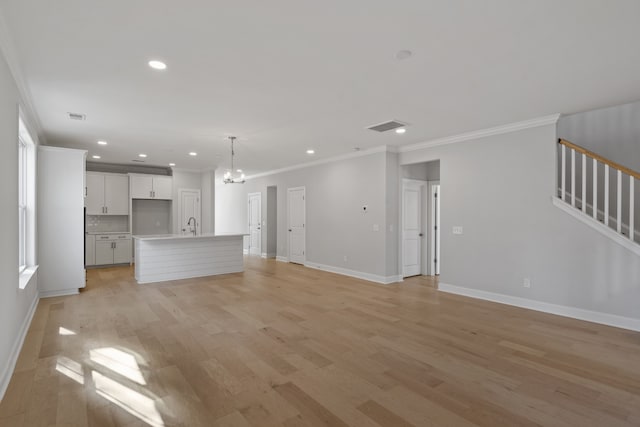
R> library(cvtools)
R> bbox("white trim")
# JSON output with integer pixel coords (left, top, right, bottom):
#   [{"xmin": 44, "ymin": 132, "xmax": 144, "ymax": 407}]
[
  {"xmin": 261, "ymin": 253, "xmax": 268, "ymax": 258},
  {"xmin": 304, "ymin": 262, "xmax": 402, "ymax": 285},
  {"xmin": 245, "ymin": 146, "xmax": 390, "ymax": 180},
  {"xmin": 243, "ymin": 249, "xmax": 249, "ymax": 255},
  {"xmin": 18, "ymin": 265, "xmax": 38, "ymax": 290},
  {"xmin": 0, "ymin": 292, "xmax": 39, "ymax": 400},
  {"xmin": 399, "ymin": 114, "xmax": 561, "ymax": 153},
  {"xmin": 276, "ymin": 256, "xmax": 289, "ymax": 262},
  {"xmin": 39, "ymin": 289, "xmax": 79, "ymax": 298},
  {"xmin": 439, "ymin": 282, "xmax": 640, "ymax": 332},
  {"xmin": 551, "ymin": 197, "xmax": 640, "ymax": 256},
  {"xmin": 557, "ymin": 189, "xmax": 640, "ymax": 242}
]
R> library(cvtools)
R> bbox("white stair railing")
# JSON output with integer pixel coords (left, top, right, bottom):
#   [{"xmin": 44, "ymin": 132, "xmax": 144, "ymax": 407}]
[{"xmin": 558, "ymin": 139, "xmax": 638, "ymax": 244}]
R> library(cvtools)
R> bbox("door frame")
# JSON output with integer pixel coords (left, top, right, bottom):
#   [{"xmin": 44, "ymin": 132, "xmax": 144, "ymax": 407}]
[
  {"xmin": 177, "ymin": 188, "xmax": 201, "ymax": 235},
  {"xmin": 247, "ymin": 192, "xmax": 262, "ymax": 256},
  {"xmin": 400, "ymin": 179, "xmax": 427, "ymax": 278},
  {"xmin": 428, "ymin": 181, "xmax": 441, "ymax": 276},
  {"xmin": 287, "ymin": 186, "xmax": 306, "ymax": 264}
]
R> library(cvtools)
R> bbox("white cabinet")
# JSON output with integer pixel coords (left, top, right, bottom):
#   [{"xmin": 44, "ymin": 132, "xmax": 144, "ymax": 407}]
[
  {"xmin": 85, "ymin": 234, "xmax": 96, "ymax": 266},
  {"xmin": 86, "ymin": 172, "xmax": 129, "ymax": 215},
  {"xmin": 130, "ymin": 174, "xmax": 172, "ymax": 200},
  {"xmin": 93, "ymin": 234, "xmax": 132, "ymax": 265}
]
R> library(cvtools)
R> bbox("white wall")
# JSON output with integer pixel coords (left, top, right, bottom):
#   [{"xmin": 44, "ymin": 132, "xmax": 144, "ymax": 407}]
[
  {"xmin": 400, "ymin": 124, "xmax": 640, "ymax": 321},
  {"xmin": 200, "ymin": 170, "xmax": 215, "ymax": 234},
  {"xmin": 0, "ymin": 48, "xmax": 39, "ymax": 398},
  {"xmin": 558, "ymin": 100, "xmax": 640, "ymax": 171},
  {"xmin": 216, "ymin": 151, "xmax": 397, "ymax": 279}
]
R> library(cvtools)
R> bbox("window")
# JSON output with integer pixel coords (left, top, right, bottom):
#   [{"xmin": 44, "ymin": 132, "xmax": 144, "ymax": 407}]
[
  {"xmin": 18, "ymin": 117, "xmax": 35, "ymax": 280},
  {"xmin": 18, "ymin": 137, "xmax": 27, "ymax": 272}
]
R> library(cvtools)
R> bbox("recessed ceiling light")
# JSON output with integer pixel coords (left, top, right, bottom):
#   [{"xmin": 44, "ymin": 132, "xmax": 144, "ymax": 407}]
[
  {"xmin": 306, "ymin": 149, "xmax": 315, "ymax": 154},
  {"xmin": 236, "ymin": 169, "xmax": 242, "ymax": 173},
  {"xmin": 169, "ymin": 163, "xmax": 176, "ymax": 167},
  {"xmin": 138, "ymin": 153, "xmax": 147, "ymax": 158},
  {"xmin": 97, "ymin": 140, "xmax": 107, "ymax": 145},
  {"xmin": 396, "ymin": 50, "xmax": 413, "ymax": 60},
  {"xmin": 395, "ymin": 128, "xmax": 407, "ymax": 134},
  {"xmin": 148, "ymin": 60, "xmax": 167, "ymax": 70},
  {"xmin": 189, "ymin": 152, "xmax": 197, "ymax": 156},
  {"xmin": 92, "ymin": 155, "xmax": 101, "ymax": 159}
]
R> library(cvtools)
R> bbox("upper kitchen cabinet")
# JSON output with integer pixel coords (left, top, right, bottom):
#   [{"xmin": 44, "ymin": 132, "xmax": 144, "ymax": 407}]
[
  {"xmin": 85, "ymin": 172, "xmax": 129, "ymax": 215},
  {"xmin": 130, "ymin": 174, "xmax": 173, "ymax": 200}
]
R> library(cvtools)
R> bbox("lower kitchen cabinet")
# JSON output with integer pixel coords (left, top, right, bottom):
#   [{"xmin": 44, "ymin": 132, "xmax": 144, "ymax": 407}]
[
  {"xmin": 91, "ymin": 234, "xmax": 132, "ymax": 265},
  {"xmin": 85, "ymin": 234, "xmax": 96, "ymax": 266}
]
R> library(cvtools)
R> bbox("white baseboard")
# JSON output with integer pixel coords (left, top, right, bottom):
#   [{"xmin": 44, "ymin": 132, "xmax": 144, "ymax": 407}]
[
  {"xmin": 243, "ymin": 249, "xmax": 249, "ymax": 255},
  {"xmin": 304, "ymin": 262, "xmax": 402, "ymax": 285},
  {"xmin": 39, "ymin": 288, "xmax": 79, "ymax": 298},
  {"xmin": 0, "ymin": 292, "xmax": 39, "ymax": 400},
  {"xmin": 276, "ymin": 256, "xmax": 289, "ymax": 262},
  {"xmin": 552, "ymin": 197, "xmax": 640, "ymax": 257},
  {"xmin": 261, "ymin": 253, "xmax": 267, "ymax": 258},
  {"xmin": 439, "ymin": 282, "xmax": 640, "ymax": 332}
]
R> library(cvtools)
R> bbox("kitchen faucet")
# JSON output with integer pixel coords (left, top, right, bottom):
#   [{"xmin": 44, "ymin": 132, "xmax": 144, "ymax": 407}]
[{"xmin": 187, "ymin": 217, "xmax": 197, "ymax": 236}]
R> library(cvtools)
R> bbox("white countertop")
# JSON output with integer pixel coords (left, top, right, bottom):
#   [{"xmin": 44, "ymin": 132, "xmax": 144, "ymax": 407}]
[
  {"xmin": 133, "ymin": 233, "xmax": 247, "ymax": 241},
  {"xmin": 86, "ymin": 231, "xmax": 131, "ymax": 235}
]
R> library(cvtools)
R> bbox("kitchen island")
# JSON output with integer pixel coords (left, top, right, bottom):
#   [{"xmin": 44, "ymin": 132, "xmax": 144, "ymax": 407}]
[{"xmin": 133, "ymin": 233, "xmax": 246, "ymax": 284}]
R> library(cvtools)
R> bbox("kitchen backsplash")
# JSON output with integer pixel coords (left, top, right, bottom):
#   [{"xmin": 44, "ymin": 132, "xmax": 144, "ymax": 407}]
[{"xmin": 86, "ymin": 215, "xmax": 129, "ymax": 232}]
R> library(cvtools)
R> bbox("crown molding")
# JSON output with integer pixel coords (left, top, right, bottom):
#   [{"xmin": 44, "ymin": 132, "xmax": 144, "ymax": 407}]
[
  {"xmin": 398, "ymin": 114, "xmax": 561, "ymax": 153},
  {"xmin": 245, "ymin": 145, "xmax": 392, "ymax": 181},
  {"xmin": 0, "ymin": 9, "xmax": 46, "ymax": 144}
]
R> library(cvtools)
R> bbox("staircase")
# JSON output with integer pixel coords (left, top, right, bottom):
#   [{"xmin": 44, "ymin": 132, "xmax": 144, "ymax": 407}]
[{"xmin": 554, "ymin": 138, "xmax": 639, "ymax": 255}]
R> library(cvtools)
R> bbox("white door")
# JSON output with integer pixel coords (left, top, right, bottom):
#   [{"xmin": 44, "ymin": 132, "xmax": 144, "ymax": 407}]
[
  {"xmin": 403, "ymin": 181, "xmax": 423, "ymax": 277},
  {"xmin": 431, "ymin": 183, "xmax": 441, "ymax": 275},
  {"xmin": 179, "ymin": 189, "xmax": 201, "ymax": 236},
  {"xmin": 248, "ymin": 192, "xmax": 262, "ymax": 256},
  {"xmin": 287, "ymin": 187, "xmax": 305, "ymax": 264}
]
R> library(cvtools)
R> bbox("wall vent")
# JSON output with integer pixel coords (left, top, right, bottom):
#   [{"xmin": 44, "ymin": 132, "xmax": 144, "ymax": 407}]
[
  {"xmin": 68, "ymin": 112, "xmax": 86, "ymax": 121},
  {"xmin": 131, "ymin": 159, "xmax": 145, "ymax": 163},
  {"xmin": 367, "ymin": 120, "xmax": 407, "ymax": 133}
]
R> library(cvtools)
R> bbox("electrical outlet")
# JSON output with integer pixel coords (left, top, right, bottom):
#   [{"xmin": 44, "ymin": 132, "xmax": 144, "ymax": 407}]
[
  {"xmin": 373, "ymin": 224, "xmax": 380, "ymax": 232},
  {"xmin": 343, "ymin": 255, "xmax": 348, "ymax": 263},
  {"xmin": 523, "ymin": 278, "xmax": 531, "ymax": 288},
  {"xmin": 453, "ymin": 226, "xmax": 463, "ymax": 235}
]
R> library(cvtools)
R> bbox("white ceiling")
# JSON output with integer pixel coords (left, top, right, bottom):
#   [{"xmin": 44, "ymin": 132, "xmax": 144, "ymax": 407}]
[{"xmin": 2, "ymin": 0, "xmax": 640, "ymax": 174}]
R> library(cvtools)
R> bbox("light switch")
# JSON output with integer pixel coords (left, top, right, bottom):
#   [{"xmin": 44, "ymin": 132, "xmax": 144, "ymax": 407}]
[{"xmin": 453, "ymin": 226, "xmax": 463, "ymax": 235}]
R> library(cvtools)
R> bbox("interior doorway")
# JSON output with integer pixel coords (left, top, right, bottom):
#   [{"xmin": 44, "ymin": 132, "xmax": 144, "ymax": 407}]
[
  {"xmin": 248, "ymin": 192, "xmax": 262, "ymax": 256},
  {"xmin": 178, "ymin": 189, "xmax": 201, "ymax": 236},
  {"xmin": 287, "ymin": 186, "xmax": 306, "ymax": 264},
  {"xmin": 429, "ymin": 182, "xmax": 441, "ymax": 275},
  {"xmin": 400, "ymin": 160, "xmax": 440, "ymax": 278}
]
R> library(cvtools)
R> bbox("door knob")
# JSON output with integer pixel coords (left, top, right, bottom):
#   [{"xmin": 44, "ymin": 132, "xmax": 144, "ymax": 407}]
[
  {"xmin": 289, "ymin": 229, "xmax": 292, "ymax": 232},
  {"xmin": 419, "ymin": 233, "xmax": 424, "ymax": 237}
]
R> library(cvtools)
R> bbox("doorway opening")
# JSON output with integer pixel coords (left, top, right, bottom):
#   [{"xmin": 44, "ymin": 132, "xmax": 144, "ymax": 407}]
[
  {"xmin": 400, "ymin": 160, "xmax": 440, "ymax": 278},
  {"xmin": 248, "ymin": 192, "xmax": 262, "ymax": 256},
  {"xmin": 287, "ymin": 186, "xmax": 306, "ymax": 264},
  {"xmin": 178, "ymin": 189, "xmax": 201, "ymax": 236}
]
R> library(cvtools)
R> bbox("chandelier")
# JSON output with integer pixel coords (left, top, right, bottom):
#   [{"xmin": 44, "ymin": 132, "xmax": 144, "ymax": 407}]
[{"xmin": 223, "ymin": 136, "xmax": 245, "ymax": 184}]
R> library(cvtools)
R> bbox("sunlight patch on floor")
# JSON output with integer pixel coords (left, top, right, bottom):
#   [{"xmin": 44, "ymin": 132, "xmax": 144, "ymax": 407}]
[
  {"xmin": 55, "ymin": 356, "xmax": 84, "ymax": 384},
  {"xmin": 90, "ymin": 347, "xmax": 147, "ymax": 385},
  {"xmin": 92, "ymin": 371, "xmax": 164, "ymax": 427},
  {"xmin": 58, "ymin": 326, "xmax": 76, "ymax": 335}
]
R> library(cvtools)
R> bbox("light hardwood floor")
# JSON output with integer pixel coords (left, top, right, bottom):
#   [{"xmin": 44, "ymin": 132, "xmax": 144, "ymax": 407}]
[{"xmin": 1, "ymin": 257, "xmax": 640, "ymax": 426}]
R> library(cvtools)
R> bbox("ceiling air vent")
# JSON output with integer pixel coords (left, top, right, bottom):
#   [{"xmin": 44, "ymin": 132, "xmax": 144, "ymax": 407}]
[
  {"xmin": 68, "ymin": 112, "xmax": 86, "ymax": 121},
  {"xmin": 367, "ymin": 120, "xmax": 407, "ymax": 133}
]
